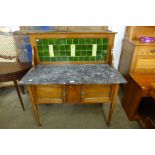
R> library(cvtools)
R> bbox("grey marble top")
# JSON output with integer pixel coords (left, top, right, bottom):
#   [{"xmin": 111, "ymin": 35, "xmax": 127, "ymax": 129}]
[{"xmin": 19, "ymin": 64, "xmax": 126, "ymax": 85}]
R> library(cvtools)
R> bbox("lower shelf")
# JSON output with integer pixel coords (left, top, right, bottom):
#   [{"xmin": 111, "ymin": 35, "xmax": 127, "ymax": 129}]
[{"xmin": 137, "ymin": 97, "xmax": 155, "ymax": 128}]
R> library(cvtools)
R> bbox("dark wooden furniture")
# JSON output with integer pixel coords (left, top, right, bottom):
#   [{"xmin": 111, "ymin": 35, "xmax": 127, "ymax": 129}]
[
  {"xmin": 0, "ymin": 62, "xmax": 32, "ymax": 110},
  {"xmin": 150, "ymin": 83, "xmax": 155, "ymax": 100},
  {"xmin": 122, "ymin": 73, "xmax": 155, "ymax": 128}
]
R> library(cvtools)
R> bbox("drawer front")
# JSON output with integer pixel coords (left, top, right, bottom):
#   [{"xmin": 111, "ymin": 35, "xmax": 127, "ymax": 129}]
[
  {"xmin": 133, "ymin": 57, "xmax": 155, "ymax": 73},
  {"xmin": 32, "ymin": 85, "xmax": 66, "ymax": 104},
  {"xmin": 136, "ymin": 46, "xmax": 155, "ymax": 56},
  {"xmin": 81, "ymin": 84, "xmax": 111, "ymax": 103}
]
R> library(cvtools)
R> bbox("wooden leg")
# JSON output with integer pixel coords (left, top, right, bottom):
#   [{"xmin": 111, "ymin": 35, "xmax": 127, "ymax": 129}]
[
  {"xmin": 32, "ymin": 104, "xmax": 41, "ymax": 126},
  {"xmin": 28, "ymin": 86, "xmax": 41, "ymax": 126},
  {"xmin": 13, "ymin": 80, "xmax": 25, "ymax": 111},
  {"xmin": 108, "ymin": 84, "xmax": 119, "ymax": 125},
  {"xmin": 19, "ymin": 85, "xmax": 25, "ymax": 94}
]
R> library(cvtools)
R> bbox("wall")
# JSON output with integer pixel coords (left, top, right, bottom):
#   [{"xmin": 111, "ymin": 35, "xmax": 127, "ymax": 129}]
[
  {"xmin": 109, "ymin": 26, "xmax": 126, "ymax": 69},
  {"xmin": 0, "ymin": 26, "xmax": 19, "ymax": 32}
]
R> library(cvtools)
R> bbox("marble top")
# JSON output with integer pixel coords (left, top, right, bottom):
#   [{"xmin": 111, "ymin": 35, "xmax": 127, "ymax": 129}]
[{"xmin": 19, "ymin": 64, "xmax": 126, "ymax": 85}]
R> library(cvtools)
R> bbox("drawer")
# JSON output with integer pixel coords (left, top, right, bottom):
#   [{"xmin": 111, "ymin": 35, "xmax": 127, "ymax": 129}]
[
  {"xmin": 133, "ymin": 56, "xmax": 155, "ymax": 73},
  {"xmin": 136, "ymin": 46, "xmax": 155, "ymax": 56}
]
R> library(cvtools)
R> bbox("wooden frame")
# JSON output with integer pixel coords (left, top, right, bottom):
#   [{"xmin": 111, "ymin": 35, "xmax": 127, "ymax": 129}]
[
  {"xmin": 27, "ymin": 31, "xmax": 119, "ymax": 127},
  {"xmin": 29, "ymin": 32, "xmax": 116, "ymax": 67}
]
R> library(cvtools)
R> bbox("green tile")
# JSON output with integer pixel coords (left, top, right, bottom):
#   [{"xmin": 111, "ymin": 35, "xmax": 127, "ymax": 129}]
[
  {"xmin": 66, "ymin": 51, "xmax": 70, "ymax": 56},
  {"xmin": 43, "ymin": 39, "xmax": 48, "ymax": 45},
  {"xmin": 79, "ymin": 38, "xmax": 85, "ymax": 44},
  {"xmin": 49, "ymin": 39, "xmax": 54, "ymax": 44},
  {"xmin": 68, "ymin": 57, "xmax": 74, "ymax": 61},
  {"xmin": 97, "ymin": 38, "xmax": 103, "ymax": 44},
  {"xmin": 102, "ymin": 55, "xmax": 107, "ymax": 61},
  {"xmin": 97, "ymin": 51, "xmax": 102, "ymax": 56},
  {"xmin": 55, "ymin": 57, "xmax": 61, "ymax": 61},
  {"xmin": 81, "ymin": 45, "xmax": 87, "ymax": 50},
  {"xmin": 37, "ymin": 39, "xmax": 43, "ymax": 46},
  {"xmin": 39, "ymin": 56, "xmax": 45, "ymax": 61},
  {"xmin": 87, "ymin": 51, "xmax": 92, "ymax": 56},
  {"xmin": 45, "ymin": 57, "xmax": 50, "ymax": 61},
  {"xmin": 85, "ymin": 56, "xmax": 90, "ymax": 61},
  {"xmin": 96, "ymin": 55, "xmax": 101, "ymax": 61},
  {"xmin": 97, "ymin": 45, "xmax": 103, "ymax": 50},
  {"xmin": 55, "ymin": 39, "xmax": 60, "ymax": 44},
  {"xmin": 76, "ymin": 45, "xmax": 82, "ymax": 50},
  {"xmin": 92, "ymin": 38, "xmax": 97, "ymax": 44},
  {"xmin": 44, "ymin": 52, "xmax": 49, "ymax": 56},
  {"xmin": 75, "ymin": 51, "xmax": 80, "ymax": 56},
  {"xmin": 53, "ymin": 45, "xmax": 58, "ymax": 50},
  {"xmin": 90, "ymin": 56, "xmax": 96, "ymax": 61},
  {"xmin": 38, "ymin": 46, "xmax": 43, "ymax": 52},
  {"xmin": 74, "ymin": 57, "xmax": 78, "ymax": 61},
  {"xmin": 73, "ymin": 38, "xmax": 78, "ymax": 44},
  {"xmin": 103, "ymin": 45, "xmax": 108, "ymax": 50},
  {"xmin": 79, "ymin": 57, "xmax": 85, "ymax": 61},
  {"xmin": 59, "ymin": 45, "xmax": 65, "ymax": 50},
  {"xmin": 103, "ymin": 50, "xmax": 107, "ymax": 54},
  {"xmin": 85, "ymin": 38, "xmax": 92, "ymax": 44},
  {"xmin": 59, "ymin": 39, "xmax": 66, "ymax": 44},
  {"xmin": 50, "ymin": 57, "xmax": 56, "ymax": 61},
  {"xmin": 80, "ymin": 51, "xmax": 87, "ymax": 56},
  {"xmin": 65, "ymin": 45, "xmax": 70, "ymax": 50},
  {"xmin": 38, "ymin": 46, "xmax": 43, "ymax": 50},
  {"xmin": 44, "ymin": 46, "xmax": 49, "ymax": 51},
  {"xmin": 54, "ymin": 51, "xmax": 60, "ymax": 56},
  {"xmin": 61, "ymin": 57, "xmax": 68, "ymax": 61},
  {"xmin": 67, "ymin": 39, "xmax": 72, "ymax": 44},
  {"xmin": 103, "ymin": 38, "xmax": 108, "ymax": 44},
  {"xmin": 38, "ymin": 52, "xmax": 44, "ymax": 57},
  {"xmin": 60, "ymin": 51, "xmax": 66, "ymax": 56},
  {"xmin": 86, "ymin": 45, "xmax": 92, "ymax": 50}
]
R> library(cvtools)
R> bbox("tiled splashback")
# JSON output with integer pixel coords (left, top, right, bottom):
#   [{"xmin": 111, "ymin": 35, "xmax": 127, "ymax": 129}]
[{"xmin": 36, "ymin": 38, "xmax": 109, "ymax": 62}]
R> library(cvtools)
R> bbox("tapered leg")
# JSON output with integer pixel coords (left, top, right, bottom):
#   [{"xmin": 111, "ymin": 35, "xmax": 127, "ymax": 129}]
[
  {"xmin": 108, "ymin": 84, "xmax": 119, "ymax": 125},
  {"xmin": 19, "ymin": 85, "xmax": 25, "ymax": 94},
  {"xmin": 32, "ymin": 104, "xmax": 41, "ymax": 126},
  {"xmin": 13, "ymin": 80, "xmax": 25, "ymax": 111}
]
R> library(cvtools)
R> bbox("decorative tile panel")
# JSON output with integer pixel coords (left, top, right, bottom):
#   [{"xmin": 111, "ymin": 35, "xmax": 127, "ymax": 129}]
[{"xmin": 36, "ymin": 38, "xmax": 109, "ymax": 62}]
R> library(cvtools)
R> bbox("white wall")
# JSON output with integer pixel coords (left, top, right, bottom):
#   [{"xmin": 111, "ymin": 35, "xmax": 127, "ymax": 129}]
[
  {"xmin": 0, "ymin": 26, "xmax": 19, "ymax": 32},
  {"xmin": 109, "ymin": 26, "xmax": 126, "ymax": 69}
]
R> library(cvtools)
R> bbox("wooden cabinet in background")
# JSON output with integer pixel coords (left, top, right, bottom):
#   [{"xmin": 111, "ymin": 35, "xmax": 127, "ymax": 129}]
[{"xmin": 119, "ymin": 26, "xmax": 155, "ymax": 76}]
